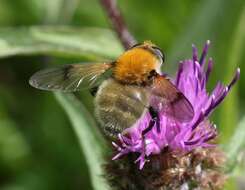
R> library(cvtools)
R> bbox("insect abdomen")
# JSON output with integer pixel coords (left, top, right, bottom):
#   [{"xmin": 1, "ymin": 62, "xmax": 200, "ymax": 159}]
[{"xmin": 95, "ymin": 78, "xmax": 148, "ymax": 138}]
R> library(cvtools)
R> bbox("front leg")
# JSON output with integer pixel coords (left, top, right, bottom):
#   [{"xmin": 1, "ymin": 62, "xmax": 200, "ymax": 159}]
[
  {"xmin": 141, "ymin": 106, "xmax": 160, "ymax": 159},
  {"xmin": 89, "ymin": 86, "xmax": 99, "ymax": 96},
  {"xmin": 142, "ymin": 106, "xmax": 160, "ymax": 136}
]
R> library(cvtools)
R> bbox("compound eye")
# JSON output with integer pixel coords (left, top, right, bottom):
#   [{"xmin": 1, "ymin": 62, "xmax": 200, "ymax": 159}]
[{"xmin": 153, "ymin": 47, "xmax": 165, "ymax": 63}]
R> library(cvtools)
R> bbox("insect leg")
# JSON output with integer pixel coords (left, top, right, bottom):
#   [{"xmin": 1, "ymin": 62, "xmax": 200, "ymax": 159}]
[
  {"xmin": 141, "ymin": 107, "xmax": 160, "ymax": 160},
  {"xmin": 142, "ymin": 119, "xmax": 155, "ymax": 136},
  {"xmin": 141, "ymin": 120, "xmax": 155, "ymax": 161},
  {"xmin": 142, "ymin": 106, "xmax": 160, "ymax": 136},
  {"xmin": 149, "ymin": 106, "xmax": 160, "ymax": 133},
  {"xmin": 89, "ymin": 86, "xmax": 99, "ymax": 97}
]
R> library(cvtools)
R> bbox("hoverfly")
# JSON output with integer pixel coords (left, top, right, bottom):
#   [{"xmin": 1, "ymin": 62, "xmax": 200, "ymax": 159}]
[{"xmin": 29, "ymin": 41, "xmax": 194, "ymax": 138}]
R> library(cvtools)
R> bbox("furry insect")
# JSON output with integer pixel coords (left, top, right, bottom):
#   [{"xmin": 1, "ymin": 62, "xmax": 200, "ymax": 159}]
[{"xmin": 29, "ymin": 41, "xmax": 194, "ymax": 138}]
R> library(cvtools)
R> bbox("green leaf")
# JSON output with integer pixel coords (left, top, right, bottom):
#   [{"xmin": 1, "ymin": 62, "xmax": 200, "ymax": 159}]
[
  {"xmin": 0, "ymin": 118, "xmax": 30, "ymax": 171},
  {"xmin": 0, "ymin": 26, "xmax": 123, "ymax": 60},
  {"xmin": 219, "ymin": 6, "xmax": 245, "ymax": 142},
  {"xmin": 224, "ymin": 177, "xmax": 239, "ymax": 190},
  {"xmin": 54, "ymin": 93, "xmax": 110, "ymax": 190},
  {"xmin": 224, "ymin": 116, "xmax": 245, "ymax": 174}
]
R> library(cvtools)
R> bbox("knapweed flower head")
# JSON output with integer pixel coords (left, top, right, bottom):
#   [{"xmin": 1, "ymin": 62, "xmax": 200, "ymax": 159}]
[{"xmin": 112, "ymin": 41, "xmax": 240, "ymax": 170}]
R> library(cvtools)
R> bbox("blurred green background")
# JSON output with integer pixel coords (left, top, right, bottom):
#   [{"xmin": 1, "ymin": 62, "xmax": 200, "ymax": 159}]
[{"xmin": 0, "ymin": 0, "xmax": 244, "ymax": 189}]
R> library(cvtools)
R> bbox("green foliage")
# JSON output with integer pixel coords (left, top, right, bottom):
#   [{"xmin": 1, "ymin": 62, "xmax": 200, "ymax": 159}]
[
  {"xmin": 55, "ymin": 93, "xmax": 109, "ymax": 190},
  {"xmin": 225, "ymin": 116, "xmax": 245, "ymax": 174},
  {"xmin": 0, "ymin": 118, "xmax": 30, "ymax": 171},
  {"xmin": 0, "ymin": 26, "xmax": 123, "ymax": 59},
  {"xmin": 219, "ymin": 7, "xmax": 245, "ymax": 142}
]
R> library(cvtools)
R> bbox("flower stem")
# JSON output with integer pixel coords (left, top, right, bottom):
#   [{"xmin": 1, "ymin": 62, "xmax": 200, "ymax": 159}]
[{"xmin": 100, "ymin": 0, "xmax": 136, "ymax": 49}]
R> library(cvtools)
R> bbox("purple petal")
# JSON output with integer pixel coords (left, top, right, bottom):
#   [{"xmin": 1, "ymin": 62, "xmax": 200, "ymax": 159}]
[{"xmin": 199, "ymin": 40, "xmax": 210, "ymax": 65}]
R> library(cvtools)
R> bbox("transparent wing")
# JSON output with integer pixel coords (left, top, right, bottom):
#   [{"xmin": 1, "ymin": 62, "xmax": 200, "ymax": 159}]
[
  {"xmin": 29, "ymin": 63, "xmax": 113, "ymax": 92},
  {"xmin": 150, "ymin": 75, "xmax": 194, "ymax": 122}
]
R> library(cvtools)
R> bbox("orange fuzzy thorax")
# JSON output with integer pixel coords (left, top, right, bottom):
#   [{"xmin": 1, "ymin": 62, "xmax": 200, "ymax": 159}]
[{"xmin": 114, "ymin": 48, "xmax": 159, "ymax": 85}]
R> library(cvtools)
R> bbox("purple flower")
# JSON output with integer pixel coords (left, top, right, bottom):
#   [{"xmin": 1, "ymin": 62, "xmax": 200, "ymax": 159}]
[{"xmin": 112, "ymin": 41, "xmax": 240, "ymax": 169}]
